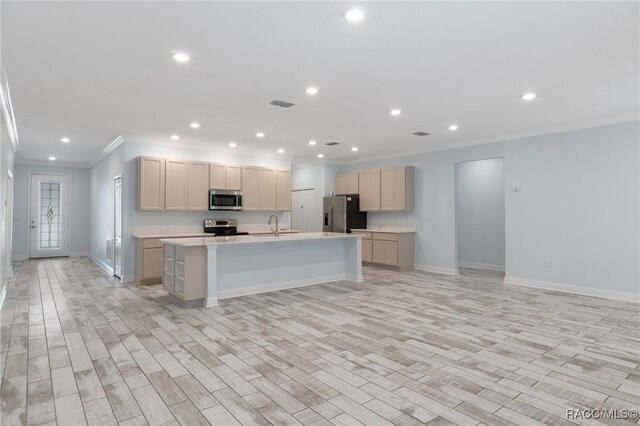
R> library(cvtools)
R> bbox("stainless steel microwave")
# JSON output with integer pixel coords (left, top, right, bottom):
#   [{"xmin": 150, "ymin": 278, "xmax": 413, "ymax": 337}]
[{"xmin": 209, "ymin": 190, "xmax": 243, "ymax": 211}]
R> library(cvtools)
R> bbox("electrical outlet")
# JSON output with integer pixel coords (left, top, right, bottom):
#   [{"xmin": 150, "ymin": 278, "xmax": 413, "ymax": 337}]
[{"xmin": 544, "ymin": 259, "xmax": 551, "ymax": 268}]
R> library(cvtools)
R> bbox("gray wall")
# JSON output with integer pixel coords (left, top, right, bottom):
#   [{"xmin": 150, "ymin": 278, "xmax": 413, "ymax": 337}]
[
  {"xmin": 12, "ymin": 164, "xmax": 91, "ymax": 259},
  {"xmin": 1, "ymin": 110, "xmax": 15, "ymax": 298},
  {"xmin": 89, "ymin": 145, "xmax": 124, "ymax": 269},
  {"xmin": 344, "ymin": 121, "xmax": 639, "ymax": 294},
  {"xmin": 455, "ymin": 158, "xmax": 505, "ymax": 271}
]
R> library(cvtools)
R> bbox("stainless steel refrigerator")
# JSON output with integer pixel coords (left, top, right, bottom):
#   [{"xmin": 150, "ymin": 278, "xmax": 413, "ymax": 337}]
[{"xmin": 323, "ymin": 195, "xmax": 367, "ymax": 233}]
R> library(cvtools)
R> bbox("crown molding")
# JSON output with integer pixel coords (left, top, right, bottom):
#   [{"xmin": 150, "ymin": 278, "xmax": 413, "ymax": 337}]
[{"xmin": 90, "ymin": 135, "xmax": 124, "ymax": 166}]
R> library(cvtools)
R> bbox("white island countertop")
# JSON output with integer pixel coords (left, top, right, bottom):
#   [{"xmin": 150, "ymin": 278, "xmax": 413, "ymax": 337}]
[
  {"xmin": 160, "ymin": 232, "xmax": 361, "ymax": 247},
  {"xmin": 133, "ymin": 229, "xmax": 300, "ymax": 239},
  {"xmin": 351, "ymin": 226, "xmax": 416, "ymax": 234}
]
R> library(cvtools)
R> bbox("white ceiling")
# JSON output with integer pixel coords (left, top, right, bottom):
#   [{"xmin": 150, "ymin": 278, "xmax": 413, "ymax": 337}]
[{"xmin": 2, "ymin": 1, "xmax": 638, "ymax": 166}]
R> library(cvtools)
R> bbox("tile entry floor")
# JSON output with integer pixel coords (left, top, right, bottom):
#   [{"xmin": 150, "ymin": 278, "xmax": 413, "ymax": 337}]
[{"xmin": 1, "ymin": 257, "xmax": 639, "ymax": 426}]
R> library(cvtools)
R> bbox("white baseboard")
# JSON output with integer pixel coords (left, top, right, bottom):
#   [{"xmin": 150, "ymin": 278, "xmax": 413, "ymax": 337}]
[
  {"xmin": 122, "ymin": 274, "xmax": 135, "ymax": 283},
  {"xmin": 11, "ymin": 255, "xmax": 27, "ymax": 261},
  {"xmin": 0, "ymin": 287, "xmax": 6, "ymax": 311},
  {"xmin": 503, "ymin": 275, "xmax": 640, "ymax": 303},
  {"xmin": 217, "ymin": 274, "xmax": 354, "ymax": 300},
  {"xmin": 205, "ymin": 297, "xmax": 218, "ymax": 307},
  {"xmin": 69, "ymin": 251, "xmax": 90, "ymax": 257},
  {"xmin": 458, "ymin": 261, "xmax": 505, "ymax": 272},
  {"xmin": 415, "ymin": 264, "xmax": 459, "ymax": 276},
  {"xmin": 89, "ymin": 254, "xmax": 114, "ymax": 276}
]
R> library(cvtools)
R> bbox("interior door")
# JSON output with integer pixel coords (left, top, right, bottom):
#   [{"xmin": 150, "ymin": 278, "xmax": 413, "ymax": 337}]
[
  {"xmin": 291, "ymin": 189, "xmax": 315, "ymax": 232},
  {"xmin": 29, "ymin": 174, "xmax": 70, "ymax": 258},
  {"xmin": 114, "ymin": 176, "xmax": 122, "ymax": 278}
]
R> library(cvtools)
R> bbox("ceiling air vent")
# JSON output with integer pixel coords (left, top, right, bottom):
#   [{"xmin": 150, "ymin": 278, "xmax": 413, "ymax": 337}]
[
  {"xmin": 269, "ymin": 99, "xmax": 295, "ymax": 108},
  {"xmin": 412, "ymin": 131, "xmax": 430, "ymax": 136},
  {"xmin": 325, "ymin": 142, "xmax": 339, "ymax": 146}
]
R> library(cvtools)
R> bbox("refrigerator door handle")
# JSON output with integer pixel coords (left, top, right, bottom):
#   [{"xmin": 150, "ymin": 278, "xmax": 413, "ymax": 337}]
[{"xmin": 328, "ymin": 205, "xmax": 333, "ymax": 230}]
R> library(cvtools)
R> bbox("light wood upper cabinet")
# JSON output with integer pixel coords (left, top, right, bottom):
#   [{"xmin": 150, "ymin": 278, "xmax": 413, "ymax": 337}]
[
  {"xmin": 276, "ymin": 169, "xmax": 291, "ymax": 212},
  {"xmin": 241, "ymin": 166, "xmax": 260, "ymax": 211},
  {"xmin": 259, "ymin": 168, "xmax": 277, "ymax": 211},
  {"xmin": 210, "ymin": 164, "xmax": 242, "ymax": 190},
  {"xmin": 358, "ymin": 169, "xmax": 381, "ymax": 211},
  {"xmin": 138, "ymin": 157, "xmax": 165, "ymax": 211},
  {"xmin": 381, "ymin": 166, "xmax": 414, "ymax": 211},
  {"xmin": 226, "ymin": 166, "xmax": 242, "ymax": 190},
  {"xmin": 187, "ymin": 161, "xmax": 209, "ymax": 211},
  {"xmin": 165, "ymin": 160, "xmax": 187, "ymax": 210},
  {"xmin": 209, "ymin": 163, "xmax": 226, "ymax": 189},
  {"xmin": 335, "ymin": 172, "xmax": 359, "ymax": 195}
]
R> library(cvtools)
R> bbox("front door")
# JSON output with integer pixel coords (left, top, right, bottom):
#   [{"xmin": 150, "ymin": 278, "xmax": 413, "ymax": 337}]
[{"xmin": 29, "ymin": 174, "xmax": 70, "ymax": 258}]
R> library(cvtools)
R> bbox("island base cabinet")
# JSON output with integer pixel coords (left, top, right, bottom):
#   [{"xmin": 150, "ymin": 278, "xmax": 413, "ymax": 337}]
[
  {"xmin": 163, "ymin": 244, "xmax": 206, "ymax": 306},
  {"xmin": 354, "ymin": 231, "xmax": 414, "ymax": 271}
]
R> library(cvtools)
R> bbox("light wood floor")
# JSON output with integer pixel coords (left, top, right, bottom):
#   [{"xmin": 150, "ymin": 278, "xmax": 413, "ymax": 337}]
[{"xmin": 1, "ymin": 257, "xmax": 638, "ymax": 426}]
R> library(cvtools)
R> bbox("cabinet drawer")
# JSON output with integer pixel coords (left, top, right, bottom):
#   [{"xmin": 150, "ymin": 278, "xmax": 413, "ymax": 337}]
[
  {"xmin": 352, "ymin": 231, "xmax": 372, "ymax": 239},
  {"xmin": 143, "ymin": 238, "xmax": 163, "ymax": 248},
  {"xmin": 372, "ymin": 232, "xmax": 398, "ymax": 242}
]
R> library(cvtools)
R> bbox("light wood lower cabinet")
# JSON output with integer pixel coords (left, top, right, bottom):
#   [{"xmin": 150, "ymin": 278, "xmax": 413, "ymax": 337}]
[
  {"xmin": 163, "ymin": 244, "xmax": 206, "ymax": 306},
  {"xmin": 135, "ymin": 238, "xmax": 164, "ymax": 285},
  {"xmin": 362, "ymin": 238, "xmax": 373, "ymax": 262},
  {"xmin": 352, "ymin": 231, "xmax": 415, "ymax": 271}
]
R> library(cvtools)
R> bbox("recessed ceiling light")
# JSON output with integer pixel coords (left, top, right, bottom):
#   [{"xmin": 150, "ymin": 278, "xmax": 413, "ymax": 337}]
[
  {"xmin": 521, "ymin": 92, "xmax": 536, "ymax": 101},
  {"xmin": 390, "ymin": 109, "xmax": 402, "ymax": 116},
  {"xmin": 190, "ymin": 122, "xmax": 200, "ymax": 129},
  {"xmin": 172, "ymin": 51, "xmax": 190, "ymax": 63},
  {"xmin": 60, "ymin": 137, "xmax": 70, "ymax": 143},
  {"xmin": 305, "ymin": 87, "xmax": 319, "ymax": 95},
  {"xmin": 171, "ymin": 134, "xmax": 180, "ymax": 140},
  {"xmin": 256, "ymin": 132, "xmax": 265, "ymax": 138},
  {"xmin": 345, "ymin": 8, "xmax": 365, "ymax": 22},
  {"xmin": 351, "ymin": 147, "xmax": 359, "ymax": 152},
  {"xmin": 308, "ymin": 140, "xmax": 317, "ymax": 146},
  {"xmin": 277, "ymin": 148, "xmax": 285, "ymax": 154},
  {"xmin": 229, "ymin": 142, "xmax": 237, "ymax": 148},
  {"xmin": 48, "ymin": 156, "xmax": 56, "ymax": 161},
  {"xmin": 449, "ymin": 124, "xmax": 459, "ymax": 131},
  {"xmin": 317, "ymin": 153, "xmax": 324, "ymax": 158}
]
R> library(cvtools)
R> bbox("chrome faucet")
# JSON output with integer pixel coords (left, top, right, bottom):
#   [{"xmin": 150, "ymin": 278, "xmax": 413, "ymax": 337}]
[{"xmin": 268, "ymin": 214, "xmax": 279, "ymax": 237}]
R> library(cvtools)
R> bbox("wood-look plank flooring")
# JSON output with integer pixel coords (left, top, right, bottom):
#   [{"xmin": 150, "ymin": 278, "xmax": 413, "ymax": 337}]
[{"xmin": 1, "ymin": 257, "xmax": 638, "ymax": 425}]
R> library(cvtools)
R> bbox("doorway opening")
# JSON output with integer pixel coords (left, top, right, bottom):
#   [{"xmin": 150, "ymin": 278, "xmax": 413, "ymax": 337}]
[
  {"xmin": 114, "ymin": 176, "xmax": 122, "ymax": 279},
  {"xmin": 455, "ymin": 158, "xmax": 505, "ymax": 281},
  {"xmin": 29, "ymin": 174, "xmax": 71, "ymax": 258},
  {"xmin": 291, "ymin": 189, "xmax": 317, "ymax": 232}
]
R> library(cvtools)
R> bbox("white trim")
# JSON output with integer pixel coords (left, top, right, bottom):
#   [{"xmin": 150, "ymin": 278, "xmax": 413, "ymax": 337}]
[
  {"xmin": 69, "ymin": 252, "xmax": 90, "ymax": 257},
  {"xmin": 89, "ymin": 254, "xmax": 114, "ymax": 276},
  {"xmin": 458, "ymin": 261, "xmax": 505, "ymax": 272},
  {"xmin": 217, "ymin": 273, "xmax": 354, "ymax": 301},
  {"xmin": 90, "ymin": 136, "xmax": 124, "ymax": 167},
  {"xmin": 11, "ymin": 254, "xmax": 27, "ymax": 261},
  {"xmin": 415, "ymin": 264, "xmax": 459, "ymax": 276},
  {"xmin": 0, "ymin": 287, "xmax": 6, "ymax": 312},
  {"xmin": 0, "ymin": 70, "xmax": 19, "ymax": 151},
  {"xmin": 503, "ymin": 275, "xmax": 640, "ymax": 303},
  {"xmin": 121, "ymin": 274, "xmax": 134, "ymax": 283},
  {"xmin": 205, "ymin": 297, "xmax": 218, "ymax": 307}
]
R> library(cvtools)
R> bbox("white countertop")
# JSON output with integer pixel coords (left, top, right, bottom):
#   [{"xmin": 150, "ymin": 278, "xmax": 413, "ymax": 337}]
[
  {"xmin": 351, "ymin": 226, "xmax": 416, "ymax": 234},
  {"xmin": 160, "ymin": 232, "xmax": 361, "ymax": 247},
  {"xmin": 133, "ymin": 229, "xmax": 300, "ymax": 239}
]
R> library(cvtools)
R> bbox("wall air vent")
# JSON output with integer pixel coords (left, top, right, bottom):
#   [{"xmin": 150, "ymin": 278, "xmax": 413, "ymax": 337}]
[
  {"xmin": 269, "ymin": 100, "xmax": 295, "ymax": 108},
  {"xmin": 325, "ymin": 142, "xmax": 339, "ymax": 146},
  {"xmin": 412, "ymin": 131, "xmax": 430, "ymax": 136}
]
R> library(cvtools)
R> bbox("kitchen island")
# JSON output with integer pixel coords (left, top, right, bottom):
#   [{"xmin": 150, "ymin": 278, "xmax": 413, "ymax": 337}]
[{"xmin": 160, "ymin": 232, "xmax": 363, "ymax": 307}]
